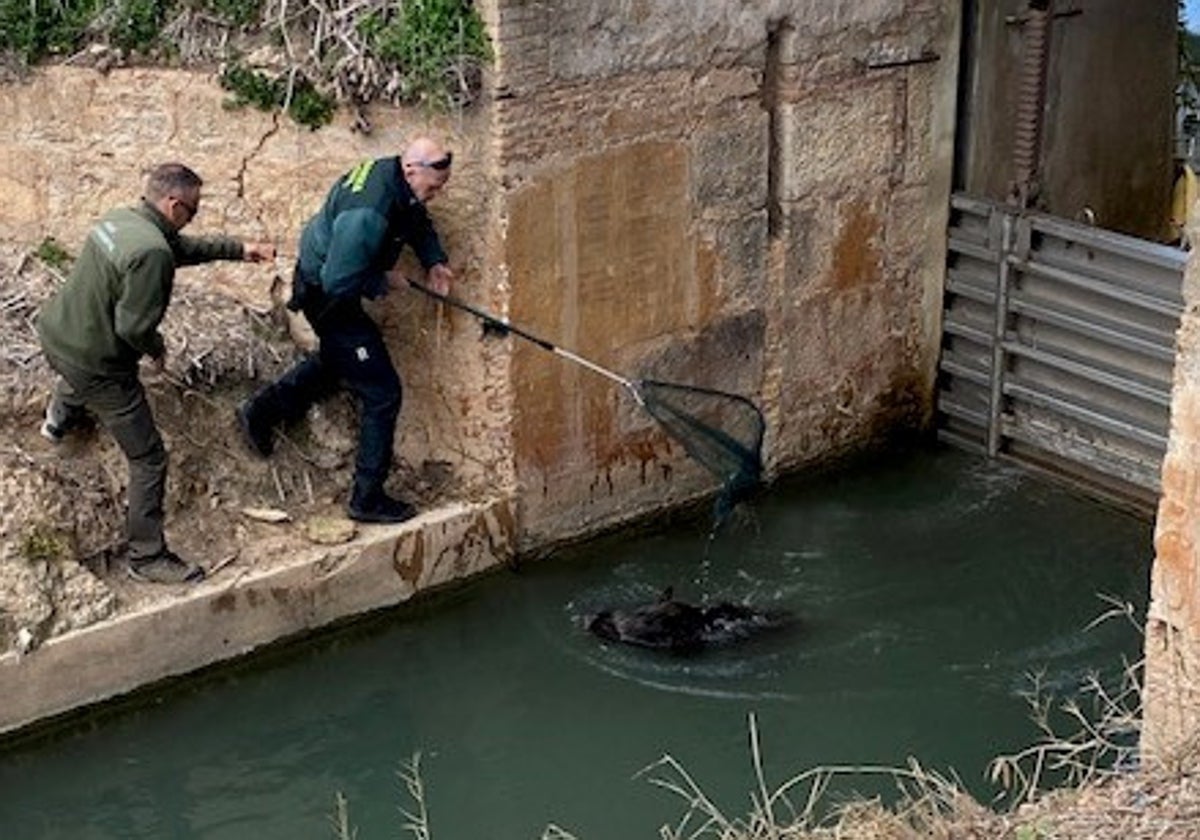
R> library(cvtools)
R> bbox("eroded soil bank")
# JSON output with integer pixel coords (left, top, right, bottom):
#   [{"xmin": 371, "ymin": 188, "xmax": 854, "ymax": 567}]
[{"xmin": 0, "ymin": 244, "xmax": 479, "ymax": 657}]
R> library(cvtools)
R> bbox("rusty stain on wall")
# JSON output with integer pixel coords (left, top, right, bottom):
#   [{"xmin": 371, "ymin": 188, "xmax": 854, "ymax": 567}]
[
  {"xmin": 830, "ymin": 198, "xmax": 883, "ymax": 291},
  {"xmin": 392, "ymin": 530, "xmax": 425, "ymax": 585},
  {"xmin": 510, "ymin": 142, "xmax": 694, "ymax": 485}
]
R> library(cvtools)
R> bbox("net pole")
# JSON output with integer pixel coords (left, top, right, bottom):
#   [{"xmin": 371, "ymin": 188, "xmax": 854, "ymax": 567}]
[
  {"xmin": 407, "ymin": 279, "xmax": 763, "ymax": 515},
  {"xmin": 406, "ymin": 279, "xmax": 639, "ymax": 397}
]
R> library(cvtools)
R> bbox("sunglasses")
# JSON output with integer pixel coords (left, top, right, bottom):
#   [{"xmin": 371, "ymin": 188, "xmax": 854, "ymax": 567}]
[
  {"xmin": 172, "ymin": 195, "xmax": 199, "ymax": 220},
  {"xmin": 421, "ymin": 152, "xmax": 453, "ymax": 171}
]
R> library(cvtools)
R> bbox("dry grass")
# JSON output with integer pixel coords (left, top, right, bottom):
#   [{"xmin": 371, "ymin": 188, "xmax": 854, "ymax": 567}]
[
  {"xmin": 0, "ymin": 244, "xmax": 328, "ymax": 552},
  {"xmin": 158, "ymin": 0, "xmax": 488, "ymax": 118},
  {"xmin": 339, "ymin": 712, "xmax": 1200, "ymax": 840},
  {"xmin": 630, "ymin": 715, "xmax": 1007, "ymax": 840}
]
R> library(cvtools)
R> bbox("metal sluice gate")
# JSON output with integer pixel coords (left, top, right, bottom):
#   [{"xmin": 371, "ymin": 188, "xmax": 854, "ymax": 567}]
[{"xmin": 937, "ymin": 194, "xmax": 1188, "ymax": 514}]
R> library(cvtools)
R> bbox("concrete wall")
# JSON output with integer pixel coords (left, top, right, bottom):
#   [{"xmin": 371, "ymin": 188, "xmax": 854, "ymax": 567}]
[
  {"xmin": 0, "ymin": 0, "xmax": 961, "ymax": 553},
  {"xmin": 0, "ymin": 500, "xmax": 516, "ymax": 736},
  {"xmin": 958, "ymin": 0, "xmax": 1175, "ymax": 239},
  {"xmin": 1145, "ymin": 226, "xmax": 1200, "ymax": 765},
  {"xmin": 492, "ymin": 0, "xmax": 961, "ymax": 548}
]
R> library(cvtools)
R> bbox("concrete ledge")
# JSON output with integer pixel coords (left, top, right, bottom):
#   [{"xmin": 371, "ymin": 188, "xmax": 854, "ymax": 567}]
[{"xmin": 0, "ymin": 498, "xmax": 516, "ymax": 736}]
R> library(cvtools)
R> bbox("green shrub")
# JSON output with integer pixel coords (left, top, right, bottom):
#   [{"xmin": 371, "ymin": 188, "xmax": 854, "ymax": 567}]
[
  {"xmin": 219, "ymin": 62, "xmax": 283, "ymax": 111},
  {"xmin": 107, "ymin": 0, "xmax": 171, "ymax": 53},
  {"xmin": 1, "ymin": 0, "xmax": 494, "ymax": 124},
  {"xmin": 0, "ymin": 0, "xmax": 100, "ymax": 63},
  {"xmin": 0, "ymin": 0, "xmax": 169, "ymax": 61},
  {"xmin": 219, "ymin": 62, "xmax": 336, "ymax": 130},
  {"xmin": 361, "ymin": 0, "xmax": 492, "ymax": 109},
  {"xmin": 286, "ymin": 77, "xmax": 336, "ymax": 129},
  {"xmin": 19, "ymin": 523, "xmax": 72, "ymax": 564}
]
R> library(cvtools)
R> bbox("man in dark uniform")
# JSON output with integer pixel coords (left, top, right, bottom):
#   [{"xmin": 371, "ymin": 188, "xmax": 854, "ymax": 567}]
[
  {"xmin": 237, "ymin": 136, "xmax": 455, "ymax": 524},
  {"xmin": 37, "ymin": 163, "xmax": 277, "ymax": 583}
]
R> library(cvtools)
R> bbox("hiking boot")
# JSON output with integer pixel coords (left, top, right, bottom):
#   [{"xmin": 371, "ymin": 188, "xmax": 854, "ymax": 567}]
[
  {"xmin": 39, "ymin": 418, "xmax": 66, "ymax": 443},
  {"xmin": 128, "ymin": 550, "xmax": 205, "ymax": 584},
  {"xmin": 40, "ymin": 407, "xmax": 94, "ymax": 444},
  {"xmin": 347, "ymin": 490, "xmax": 417, "ymax": 524},
  {"xmin": 237, "ymin": 401, "xmax": 274, "ymax": 458}
]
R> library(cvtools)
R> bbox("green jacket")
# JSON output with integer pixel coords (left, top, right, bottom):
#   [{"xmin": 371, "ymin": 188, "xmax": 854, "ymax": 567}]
[
  {"xmin": 37, "ymin": 200, "xmax": 244, "ymax": 376},
  {"xmin": 298, "ymin": 156, "xmax": 447, "ymax": 300}
]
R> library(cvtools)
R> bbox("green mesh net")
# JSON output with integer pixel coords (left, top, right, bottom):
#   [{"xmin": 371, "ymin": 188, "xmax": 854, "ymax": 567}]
[{"xmin": 637, "ymin": 380, "xmax": 765, "ymax": 524}]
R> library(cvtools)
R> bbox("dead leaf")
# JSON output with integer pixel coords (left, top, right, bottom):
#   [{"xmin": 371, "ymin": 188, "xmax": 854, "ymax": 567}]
[{"xmin": 240, "ymin": 507, "xmax": 291, "ymax": 523}]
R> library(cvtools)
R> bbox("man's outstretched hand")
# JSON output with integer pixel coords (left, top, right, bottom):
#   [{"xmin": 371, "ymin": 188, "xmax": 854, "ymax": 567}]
[
  {"xmin": 427, "ymin": 263, "xmax": 454, "ymax": 296},
  {"xmin": 244, "ymin": 242, "xmax": 277, "ymax": 263}
]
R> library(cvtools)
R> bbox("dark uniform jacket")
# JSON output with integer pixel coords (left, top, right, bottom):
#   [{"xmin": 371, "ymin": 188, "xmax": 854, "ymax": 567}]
[
  {"xmin": 37, "ymin": 201, "xmax": 243, "ymax": 376},
  {"xmin": 298, "ymin": 156, "xmax": 447, "ymax": 301}
]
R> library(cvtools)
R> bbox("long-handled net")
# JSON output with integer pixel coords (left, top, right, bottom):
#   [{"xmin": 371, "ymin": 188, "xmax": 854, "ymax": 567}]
[
  {"xmin": 637, "ymin": 380, "xmax": 764, "ymax": 521},
  {"xmin": 408, "ymin": 281, "xmax": 765, "ymax": 524}
]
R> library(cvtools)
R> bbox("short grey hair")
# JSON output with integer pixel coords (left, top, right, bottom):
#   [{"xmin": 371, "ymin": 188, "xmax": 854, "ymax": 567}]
[{"xmin": 145, "ymin": 163, "xmax": 203, "ymax": 201}]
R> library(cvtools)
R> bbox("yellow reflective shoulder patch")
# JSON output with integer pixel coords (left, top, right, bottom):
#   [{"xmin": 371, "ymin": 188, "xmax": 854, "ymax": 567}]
[{"xmin": 342, "ymin": 160, "xmax": 375, "ymax": 193}]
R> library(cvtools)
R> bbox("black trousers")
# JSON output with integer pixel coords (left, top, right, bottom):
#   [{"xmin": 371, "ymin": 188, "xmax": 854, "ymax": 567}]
[{"xmin": 255, "ymin": 284, "xmax": 402, "ymax": 496}]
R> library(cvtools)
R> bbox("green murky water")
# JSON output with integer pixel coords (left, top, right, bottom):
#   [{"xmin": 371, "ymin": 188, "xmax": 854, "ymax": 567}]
[{"xmin": 0, "ymin": 445, "xmax": 1152, "ymax": 839}]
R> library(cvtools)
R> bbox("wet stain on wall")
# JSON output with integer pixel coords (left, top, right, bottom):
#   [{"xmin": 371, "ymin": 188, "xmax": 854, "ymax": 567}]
[
  {"xmin": 509, "ymin": 141, "xmax": 697, "ymax": 497},
  {"xmin": 830, "ymin": 198, "xmax": 882, "ymax": 291},
  {"xmin": 392, "ymin": 531, "xmax": 425, "ymax": 585}
]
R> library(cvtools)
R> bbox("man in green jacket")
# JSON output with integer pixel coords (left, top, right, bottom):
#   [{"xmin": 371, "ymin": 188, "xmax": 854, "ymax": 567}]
[{"xmin": 37, "ymin": 163, "xmax": 276, "ymax": 584}]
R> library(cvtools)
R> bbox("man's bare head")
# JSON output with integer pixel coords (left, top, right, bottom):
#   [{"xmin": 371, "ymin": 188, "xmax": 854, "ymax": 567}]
[
  {"xmin": 401, "ymin": 136, "xmax": 452, "ymax": 202},
  {"xmin": 145, "ymin": 162, "xmax": 203, "ymax": 231}
]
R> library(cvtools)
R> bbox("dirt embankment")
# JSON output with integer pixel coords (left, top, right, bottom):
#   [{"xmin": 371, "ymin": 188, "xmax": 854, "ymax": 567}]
[{"xmin": 0, "ymin": 244, "xmax": 462, "ymax": 654}]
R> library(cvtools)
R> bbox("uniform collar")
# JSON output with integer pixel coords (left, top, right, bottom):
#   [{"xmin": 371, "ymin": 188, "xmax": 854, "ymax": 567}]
[{"xmin": 135, "ymin": 198, "xmax": 180, "ymax": 238}]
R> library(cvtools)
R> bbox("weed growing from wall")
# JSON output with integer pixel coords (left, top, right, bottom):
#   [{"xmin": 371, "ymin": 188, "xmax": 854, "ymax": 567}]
[
  {"xmin": 218, "ymin": 63, "xmax": 334, "ymax": 131},
  {"xmin": 34, "ymin": 237, "xmax": 73, "ymax": 273},
  {"xmin": 19, "ymin": 523, "xmax": 72, "ymax": 565}
]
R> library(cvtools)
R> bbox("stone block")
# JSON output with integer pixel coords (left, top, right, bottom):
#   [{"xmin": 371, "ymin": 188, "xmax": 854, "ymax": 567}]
[
  {"xmin": 777, "ymin": 81, "xmax": 897, "ymax": 201},
  {"xmin": 695, "ymin": 113, "xmax": 770, "ymax": 211}
]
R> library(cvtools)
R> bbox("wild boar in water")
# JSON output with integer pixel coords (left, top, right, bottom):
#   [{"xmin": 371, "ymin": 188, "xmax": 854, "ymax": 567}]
[{"xmin": 586, "ymin": 587, "xmax": 795, "ymax": 653}]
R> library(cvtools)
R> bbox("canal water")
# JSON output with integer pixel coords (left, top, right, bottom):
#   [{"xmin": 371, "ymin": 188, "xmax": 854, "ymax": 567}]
[{"xmin": 0, "ymin": 445, "xmax": 1151, "ymax": 839}]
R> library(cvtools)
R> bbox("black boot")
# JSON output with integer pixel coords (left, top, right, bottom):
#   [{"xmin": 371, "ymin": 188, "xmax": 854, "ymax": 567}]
[
  {"xmin": 237, "ymin": 399, "xmax": 275, "ymax": 458},
  {"xmin": 347, "ymin": 486, "xmax": 416, "ymax": 524}
]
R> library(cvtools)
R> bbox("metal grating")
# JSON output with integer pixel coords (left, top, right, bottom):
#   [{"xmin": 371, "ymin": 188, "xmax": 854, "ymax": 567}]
[{"xmin": 938, "ymin": 194, "xmax": 1188, "ymax": 514}]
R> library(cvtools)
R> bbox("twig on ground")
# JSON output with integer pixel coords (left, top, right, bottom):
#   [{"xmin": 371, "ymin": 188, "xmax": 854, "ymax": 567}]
[{"xmin": 207, "ymin": 553, "xmax": 239, "ymax": 577}]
